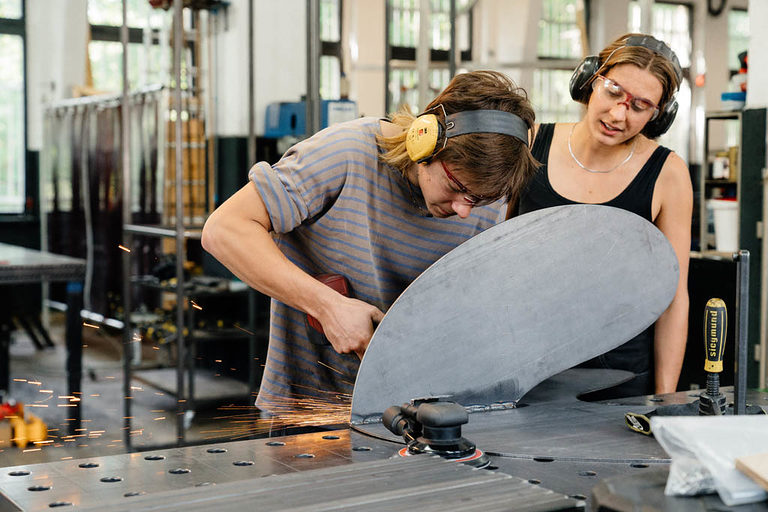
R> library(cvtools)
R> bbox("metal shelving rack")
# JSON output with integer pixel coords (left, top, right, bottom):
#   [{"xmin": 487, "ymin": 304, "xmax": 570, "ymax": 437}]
[
  {"xmin": 694, "ymin": 108, "xmax": 766, "ymax": 391},
  {"xmin": 119, "ymin": 0, "xmax": 256, "ymax": 449},
  {"xmin": 699, "ymin": 110, "xmax": 741, "ymax": 256}
]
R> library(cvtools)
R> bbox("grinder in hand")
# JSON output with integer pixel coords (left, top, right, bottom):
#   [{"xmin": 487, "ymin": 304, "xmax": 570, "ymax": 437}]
[{"xmin": 305, "ymin": 274, "xmax": 351, "ymax": 346}]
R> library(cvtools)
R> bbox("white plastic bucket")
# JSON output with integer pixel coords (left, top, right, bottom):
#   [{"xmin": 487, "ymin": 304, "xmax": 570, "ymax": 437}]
[{"xmin": 708, "ymin": 199, "xmax": 739, "ymax": 252}]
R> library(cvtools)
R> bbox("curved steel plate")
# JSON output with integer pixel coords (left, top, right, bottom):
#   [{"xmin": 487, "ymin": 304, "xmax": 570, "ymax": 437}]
[{"xmin": 351, "ymin": 205, "xmax": 679, "ymax": 421}]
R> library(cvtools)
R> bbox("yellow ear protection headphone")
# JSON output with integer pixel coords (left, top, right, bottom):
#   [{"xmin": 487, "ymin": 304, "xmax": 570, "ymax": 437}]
[
  {"xmin": 405, "ymin": 104, "xmax": 529, "ymax": 163},
  {"xmin": 569, "ymin": 35, "xmax": 683, "ymax": 138}
]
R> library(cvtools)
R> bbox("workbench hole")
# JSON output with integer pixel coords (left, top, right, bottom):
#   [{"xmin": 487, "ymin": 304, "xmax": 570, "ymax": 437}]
[
  {"xmin": 78, "ymin": 462, "xmax": 99, "ymax": 468},
  {"xmin": 527, "ymin": 479, "xmax": 541, "ymax": 485},
  {"xmin": 630, "ymin": 463, "xmax": 649, "ymax": 469},
  {"xmin": 8, "ymin": 470, "xmax": 30, "ymax": 476},
  {"xmin": 569, "ymin": 494, "xmax": 587, "ymax": 500},
  {"xmin": 533, "ymin": 457, "xmax": 554, "ymax": 462},
  {"xmin": 100, "ymin": 476, "xmax": 123, "ymax": 483},
  {"xmin": 169, "ymin": 468, "xmax": 191, "ymax": 474},
  {"xmin": 648, "ymin": 398, "xmax": 663, "ymax": 402},
  {"xmin": 295, "ymin": 453, "xmax": 315, "ymax": 458},
  {"xmin": 48, "ymin": 501, "xmax": 73, "ymax": 508},
  {"xmin": 144, "ymin": 455, "xmax": 165, "ymax": 461},
  {"xmin": 352, "ymin": 446, "xmax": 372, "ymax": 451},
  {"xmin": 207, "ymin": 448, "xmax": 227, "ymax": 453},
  {"xmin": 578, "ymin": 470, "xmax": 597, "ymax": 477},
  {"xmin": 266, "ymin": 441, "xmax": 285, "ymax": 447},
  {"xmin": 195, "ymin": 482, "xmax": 215, "ymax": 487},
  {"xmin": 233, "ymin": 461, "xmax": 254, "ymax": 466},
  {"xmin": 28, "ymin": 485, "xmax": 51, "ymax": 492},
  {"xmin": 124, "ymin": 492, "xmax": 145, "ymax": 497},
  {"xmin": 322, "ymin": 435, "xmax": 340, "ymax": 440}
]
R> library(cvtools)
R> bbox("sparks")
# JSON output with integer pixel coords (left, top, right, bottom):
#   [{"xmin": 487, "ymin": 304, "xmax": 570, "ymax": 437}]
[
  {"xmin": 118, "ymin": 244, "xmax": 131, "ymax": 252},
  {"xmin": 233, "ymin": 323, "xmax": 255, "ymax": 335},
  {"xmin": 190, "ymin": 300, "xmax": 202, "ymax": 310},
  {"xmin": 83, "ymin": 322, "xmax": 99, "ymax": 329}
]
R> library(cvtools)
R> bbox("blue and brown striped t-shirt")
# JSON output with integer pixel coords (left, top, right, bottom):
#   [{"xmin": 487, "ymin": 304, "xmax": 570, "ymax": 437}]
[{"xmin": 249, "ymin": 117, "xmax": 501, "ymax": 413}]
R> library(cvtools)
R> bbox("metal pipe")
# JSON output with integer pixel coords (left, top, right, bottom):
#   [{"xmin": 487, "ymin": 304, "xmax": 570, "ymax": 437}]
[
  {"xmin": 173, "ymin": 0, "xmax": 187, "ymax": 444},
  {"xmin": 449, "ymin": 0, "xmax": 456, "ymax": 79},
  {"xmin": 384, "ymin": 1, "xmax": 391, "ymax": 113},
  {"xmin": 306, "ymin": 0, "xmax": 321, "ymax": 136},
  {"xmin": 120, "ymin": 0, "xmax": 133, "ymax": 449},
  {"xmin": 416, "ymin": 0, "xmax": 430, "ymax": 110},
  {"xmin": 247, "ymin": 0, "xmax": 255, "ymax": 166},
  {"xmin": 734, "ymin": 250, "xmax": 749, "ymax": 415}
]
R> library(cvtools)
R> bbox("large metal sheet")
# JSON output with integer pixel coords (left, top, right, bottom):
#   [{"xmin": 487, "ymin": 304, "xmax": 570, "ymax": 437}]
[{"xmin": 351, "ymin": 205, "xmax": 679, "ymax": 420}]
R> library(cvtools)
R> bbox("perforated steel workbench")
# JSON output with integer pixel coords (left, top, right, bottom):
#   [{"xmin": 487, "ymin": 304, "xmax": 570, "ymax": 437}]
[{"xmin": 2, "ymin": 370, "xmax": 766, "ymax": 511}]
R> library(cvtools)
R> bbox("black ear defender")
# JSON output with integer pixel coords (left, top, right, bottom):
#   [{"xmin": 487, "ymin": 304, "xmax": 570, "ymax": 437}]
[
  {"xmin": 569, "ymin": 35, "xmax": 683, "ymax": 138},
  {"xmin": 405, "ymin": 104, "xmax": 529, "ymax": 163}
]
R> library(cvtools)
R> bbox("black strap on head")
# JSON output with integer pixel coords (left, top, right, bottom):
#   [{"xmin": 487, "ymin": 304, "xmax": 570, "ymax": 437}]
[
  {"xmin": 625, "ymin": 35, "xmax": 682, "ymax": 84},
  {"xmin": 445, "ymin": 110, "xmax": 529, "ymax": 146}
]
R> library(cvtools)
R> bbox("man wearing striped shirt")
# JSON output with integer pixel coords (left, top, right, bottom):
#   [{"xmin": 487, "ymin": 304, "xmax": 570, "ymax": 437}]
[{"xmin": 202, "ymin": 71, "xmax": 538, "ymax": 418}]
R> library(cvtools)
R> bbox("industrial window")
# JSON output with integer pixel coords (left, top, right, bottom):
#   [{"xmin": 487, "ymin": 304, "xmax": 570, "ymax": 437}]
[
  {"xmin": 728, "ymin": 9, "xmax": 748, "ymax": 74},
  {"xmin": 87, "ymin": 0, "xmax": 168, "ymax": 93},
  {"xmin": 628, "ymin": 1, "xmax": 692, "ymax": 162},
  {"xmin": 320, "ymin": 0, "xmax": 342, "ymax": 99},
  {"xmin": 531, "ymin": 0, "xmax": 584, "ymax": 124},
  {"xmin": 0, "ymin": 0, "xmax": 25, "ymax": 213},
  {"xmin": 386, "ymin": 0, "xmax": 473, "ymax": 112}
]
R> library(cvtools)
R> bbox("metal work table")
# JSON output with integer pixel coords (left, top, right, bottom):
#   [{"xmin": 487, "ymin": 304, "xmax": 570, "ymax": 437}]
[
  {"xmin": 0, "ymin": 243, "xmax": 86, "ymax": 432},
  {"xmin": 1, "ymin": 370, "xmax": 765, "ymax": 511}
]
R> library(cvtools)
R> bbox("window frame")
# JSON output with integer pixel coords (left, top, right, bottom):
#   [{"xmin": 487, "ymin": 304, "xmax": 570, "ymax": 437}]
[
  {"xmin": 728, "ymin": 7, "xmax": 748, "ymax": 76},
  {"xmin": 0, "ymin": 0, "xmax": 29, "ymax": 217},
  {"xmin": 384, "ymin": 0, "xmax": 473, "ymax": 113},
  {"xmin": 320, "ymin": 0, "xmax": 343, "ymax": 99}
]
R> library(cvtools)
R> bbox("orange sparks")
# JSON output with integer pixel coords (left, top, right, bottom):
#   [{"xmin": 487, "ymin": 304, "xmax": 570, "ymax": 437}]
[
  {"xmin": 83, "ymin": 322, "xmax": 99, "ymax": 329},
  {"xmin": 153, "ymin": 417, "xmax": 166, "ymax": 421},
  {"xmin": 316, "ymin": 360, "xmax": 348, "ymax": 378},
  {"xmin": 190, "ymin": 300, "xmax": 202, "ymax": 311},
  {"xmin": 118, "ymin": 244, "xmax": 131, "ymax": 253},
  {"xmin": 233, "ymin": 324, "xmax": 255, "ymax": 335},
  {"xmin": 202, "ymin": 393, "xmax": 352, "ymax": 441},
  {"xmin": 13, "ymin": 378, "xmax": 26, "ymax": 382}
]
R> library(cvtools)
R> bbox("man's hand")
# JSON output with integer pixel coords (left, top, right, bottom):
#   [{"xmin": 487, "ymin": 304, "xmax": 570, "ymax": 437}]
[{"xmin": 319, "ymin": 297, "xmax": 385, "ymax": 359}]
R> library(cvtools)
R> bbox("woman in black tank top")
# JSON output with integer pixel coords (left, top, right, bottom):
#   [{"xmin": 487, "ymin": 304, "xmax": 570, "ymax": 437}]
[{"xmin": 512, "ymin": 34, "xmax": 693, "ymax": 398}]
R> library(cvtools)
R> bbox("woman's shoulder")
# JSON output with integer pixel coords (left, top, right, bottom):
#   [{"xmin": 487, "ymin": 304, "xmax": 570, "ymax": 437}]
[{"xmin": 655, "ymin": 145, "xmax": 692, "ymax": 195}]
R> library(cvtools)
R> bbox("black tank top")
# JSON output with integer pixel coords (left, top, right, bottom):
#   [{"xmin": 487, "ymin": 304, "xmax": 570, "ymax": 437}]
[
  {"xmin": 519, "ymin": 123, "xmax": 671, "ymax": 222},
  {"xmin": 519, "ymin": 123, "xmax": 672, "ymax": 380}
]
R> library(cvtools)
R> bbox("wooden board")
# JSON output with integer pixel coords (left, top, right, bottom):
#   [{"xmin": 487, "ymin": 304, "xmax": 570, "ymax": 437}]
[{"xmin": 736, "ymin": 452, "xmax": 768, "ymax": 492}]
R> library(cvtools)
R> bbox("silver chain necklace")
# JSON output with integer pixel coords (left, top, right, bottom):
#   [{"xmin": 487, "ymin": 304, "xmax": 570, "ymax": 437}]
[{"xmin": 567, "ymin": 124, "xmax": 637, "ymax": 174}]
